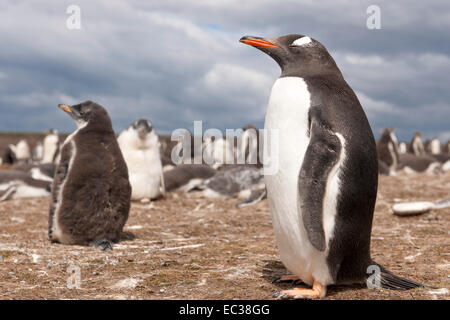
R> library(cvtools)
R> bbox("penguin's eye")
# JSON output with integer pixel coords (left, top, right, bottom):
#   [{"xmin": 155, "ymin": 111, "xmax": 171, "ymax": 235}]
[{"xmin": 290, "ymin": 36, "xmax": 312, "ymax": 47}]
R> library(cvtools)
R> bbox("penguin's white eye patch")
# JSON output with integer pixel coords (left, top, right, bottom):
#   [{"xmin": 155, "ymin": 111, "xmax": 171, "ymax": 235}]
[{"xmin": 290, "ymin": 36, "xmax": 312, "ymax": 47}]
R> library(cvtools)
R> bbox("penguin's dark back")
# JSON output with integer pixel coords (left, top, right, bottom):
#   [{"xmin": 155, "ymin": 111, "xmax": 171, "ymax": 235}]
[{"xmin": 304, "ymin": 74, "xmax": 379, "ymax": 283}]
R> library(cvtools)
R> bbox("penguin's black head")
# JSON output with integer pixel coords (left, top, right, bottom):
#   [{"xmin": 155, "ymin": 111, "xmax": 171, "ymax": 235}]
[
  {"xmin": 131, "ymin": 118, "xmax": 154, "ymax": 139},
  {"xmin": 240, "ymin": 34, "xmax": 341, "ymax": 78},
  {"xmin": 58, "ymin": 100, "xmax": 113, "ymax": 131}
]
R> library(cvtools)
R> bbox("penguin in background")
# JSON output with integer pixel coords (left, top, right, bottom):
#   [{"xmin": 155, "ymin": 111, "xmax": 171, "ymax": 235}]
[
  {"xmin": 444, "ymin": 140, "xmax": 450, "ymax": 155},
  {"xmin": 425, "ymin": 138, "xmax": 442, "ymax": 155},
  {"xmin": 12, "ymin": 162, "xmax": 56, "ymax": 182},
  {"xmin": 42, "ymin": 129, "xmax": 60, "ymax": 164},
  {"xmin": 117, "ymin": 118, "xmax": 165, "ymax": 201},
  {"xmin": 2, "ymin": 140, "xmax": 31, "ymax": 164},
  {"xmin": 376, "ymin": 128, "xmax": 399, "ymax": 175},
  {"xmin": 202, "ymin": 135, "xmax": 235, "ymax": 169},
  {"xmin": 408, "ymin": 132, "xmax": 426, "ymax": 156},
  {"xmin": 49, "ymin": 101, "xmax": 131, "ymax": 251},
  {"xmin": 198, "ymin": 164, "xmax": 266, "ymax": 207},
  {"xmin": 238, "ymin": 124, "xmax": 262, "ymax": 167},
  {"xmin": 15, "ymin": 140, "xmax": 31, "ymax": 161},
  {"xmin": 163, "ymin": 164, "xmax": 216, "ymax": 193},
  {"xmin": 0, "ymin": 170, "xmax": 51, "ymax": 201},
  {"xmin": 241, "ymin": 34, "xmax": 431, "ymax": 299},
  {"xmin": 33, "ymin": 141, "xmax": 44, "ymax": 161},
  {"xmin": 2, "ymin": 145, "xmax": 17, "ymax": 164},
  {"xmin": 398, "ymin": 141, "xmax": 408, "ymax": 154},
  {"xmin": 380, "ymin": 129, "xmax": 441, "ymax": 175}
]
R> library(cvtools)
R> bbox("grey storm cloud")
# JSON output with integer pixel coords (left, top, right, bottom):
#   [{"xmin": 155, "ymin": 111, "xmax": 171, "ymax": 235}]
[{"xmin": 0, "ymin": 0, "xmax": 449, "ymax": 142}]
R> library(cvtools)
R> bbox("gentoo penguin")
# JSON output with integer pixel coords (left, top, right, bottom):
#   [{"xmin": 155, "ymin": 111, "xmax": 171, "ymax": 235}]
[
  {"xmin": 32, "ymin": 141, "xmax": 44, "ymax": 161},
  {"xmin": 398, "ymin": 142, "xmax": 408, "ymax": 154},
  {"xmin": 49, "ymin": 101, "xmax": 131, "ymax": 250},
  {"xmin": 408, "ymin": 132, "xmax": 426, "ymax": 156},
  {"xmin": 429, "ymin": 153, "xmax": 450, "ymax": 172},
  {"xmin": 2, "ymin": 145, "xmax": 17, "ymax": 164},
  {"xmin": 379, "ymin": 130, "xmax": 441, "ymax": 174},
  {"xmin": 444, "ymin": 140, "xmax": 450, "ymax": 155},
  {"xmin": 241, "ymin": 34, "xmax": 429, "ymax": 298},
  {"xmin": 423, "ymin": 137, "xmax": 450, "ymax": 169},
  {"xmin": 198, "ymin": 164, "xmax": 266, "ymax": 206},
  {"xmin": 117, "ymin": 118, "xmax": 165, "ymax": 201},
  {"xmin": 398, "ymin": 153, "xmax": 443, "ymax": 174},
  {"xmin": 12, "ymin": 162, "xmax": 56, "ymax": 182},
  {"xmin": 159, "ymin": 134, "xmax": 194, "ymax": 169},
  {"xmin": 2, "ymin": 140, "xmax": 31, "ymax": 164},
  {"xmin": 0, "ymin": 170, "xmax": 50, "ymax": 201},
  {"xmin": 191, "ymin": 164, "xmax": 266, "ymax": 207},
  {"xmin": 376, "ymin": 128, "xmax": 399, "ymax": 175},
  {"xmin": 237, "ymin": 124, "xmax": 262, "ymax": 166},
  {"xmin": 202, "ymin": 135, "xmax": 235, "ymax": 169},
  {"xmin": 42, "ymin": 129, "xmax": 60, "ymax": 164},
  {"xmin": 163, "ymin": 164, "xmax": 216, "ymax": 192},
  {"xmin": 424, "ymin": 137, "xmax": 442, "ymax": 155},
  {"xmin": 15, "ymin": 140, "xmax": 31, "ymax": 161}
]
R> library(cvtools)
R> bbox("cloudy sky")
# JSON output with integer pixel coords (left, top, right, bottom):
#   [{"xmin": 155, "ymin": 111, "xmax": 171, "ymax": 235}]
[{"xmin": 0, "ymin": 0, "xmax": 449, "ymax": 142}]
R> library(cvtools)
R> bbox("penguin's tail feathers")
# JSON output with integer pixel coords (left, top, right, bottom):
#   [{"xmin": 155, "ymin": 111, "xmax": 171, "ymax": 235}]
[{"xmin": 369, "ymin": 262, "xmax": 436, "ymax": 290}]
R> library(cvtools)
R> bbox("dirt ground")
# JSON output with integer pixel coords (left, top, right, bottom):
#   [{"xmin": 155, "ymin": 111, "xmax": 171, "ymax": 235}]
[{"xmin": 0, "ymin": 167, "xmax": 448, "ymax": 300}]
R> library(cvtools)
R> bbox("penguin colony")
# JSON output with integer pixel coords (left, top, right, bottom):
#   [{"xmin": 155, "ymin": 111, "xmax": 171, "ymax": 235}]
[{"xmin": 0, "ymin": 33, "xmax": 446, "ymax": 299}]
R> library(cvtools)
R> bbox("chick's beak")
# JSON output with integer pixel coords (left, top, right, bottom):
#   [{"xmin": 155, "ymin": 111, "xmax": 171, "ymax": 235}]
[{"xmin": 58, "ymin": 104, "xmax": 72, "ymax": 113}]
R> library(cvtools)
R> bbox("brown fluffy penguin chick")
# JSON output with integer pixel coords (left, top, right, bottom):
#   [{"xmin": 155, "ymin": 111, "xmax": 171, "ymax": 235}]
[{"xmin": 48, "ymin": 101, "xmax": 131, "ymax": 251}]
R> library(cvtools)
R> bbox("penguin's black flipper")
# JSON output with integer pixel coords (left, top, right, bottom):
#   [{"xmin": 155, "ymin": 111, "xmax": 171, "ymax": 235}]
[{"xmin": 298, "ymin": 107, "xmax": 342, "ymax": 252}]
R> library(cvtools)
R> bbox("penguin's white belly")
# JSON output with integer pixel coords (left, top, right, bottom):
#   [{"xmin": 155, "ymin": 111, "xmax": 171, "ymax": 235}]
[
  {"xmin": 42, "ymin": 136, "xmax": 58, "ymax": 163},
  {"xmin": 264, "ymin": 77, "xmax": 334, "ymax": 286},
  {"xmin": 124, "ymin": 149, "xmax": 162, "ymax": 200},
  {"xmin": 16, "ymin": 143, "xmax": 31, "ymax": 160}
]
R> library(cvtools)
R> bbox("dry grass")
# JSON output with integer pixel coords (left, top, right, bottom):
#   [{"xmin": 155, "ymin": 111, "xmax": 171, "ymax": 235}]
[{"xmin": 0, "ymin": 170, "xmax": 449, "ymax": 300}]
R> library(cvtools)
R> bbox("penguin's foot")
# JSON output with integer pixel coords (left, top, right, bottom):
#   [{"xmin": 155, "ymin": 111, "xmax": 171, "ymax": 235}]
[
  {"xmin": 90, "ymin": 239, "xmax": 113, "ymax": 251},
  {"xmin": 273, "ymin": 280, "xmax": 326, "ymax": 299},
  {"xmin": 272, "ymin": 274, "xmax": 303, "ymax": 285}
]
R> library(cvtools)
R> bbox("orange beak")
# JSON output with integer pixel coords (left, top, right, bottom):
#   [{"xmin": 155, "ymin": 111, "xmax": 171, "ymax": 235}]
[
  {"xmin": 58, "ymin": 104, "xmax": 72, "ymax": 113},
  {"xmin": 239, "ymin": 36, "xmax": 277, "ymax": 48}
]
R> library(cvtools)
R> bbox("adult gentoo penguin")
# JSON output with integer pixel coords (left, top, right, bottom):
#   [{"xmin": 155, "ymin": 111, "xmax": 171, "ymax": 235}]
[
  {"xmin": 118, "ymin": 118, "xmax": 165, "ymax": 201},
  {"xmin": 409, "ymin": 132, "xmax": 426, "ymax": 156},
  {"xmin": 240, "ymin": 34, "xmax": 429, "ymax": 298},
  {"xmin": 377, "ymin": 128, "xmax": 398, "ymax": 175},
  {"xmin": 49, "ymin": 101, "xmax": 131, "ymax": 250}
]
